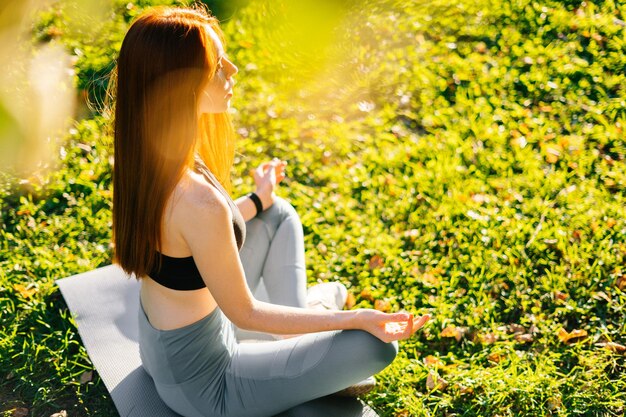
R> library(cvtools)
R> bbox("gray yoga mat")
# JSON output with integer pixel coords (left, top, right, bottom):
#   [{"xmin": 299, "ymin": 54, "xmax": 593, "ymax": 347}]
[{"xmin": 56, "ymin": 265, "xmax": 379, "ymax": 417}]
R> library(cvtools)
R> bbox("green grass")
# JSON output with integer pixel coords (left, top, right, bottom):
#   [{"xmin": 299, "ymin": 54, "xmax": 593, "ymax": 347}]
[{"xmin": 1, "ymin": 0, "xmax": 625, "ymax": 416}]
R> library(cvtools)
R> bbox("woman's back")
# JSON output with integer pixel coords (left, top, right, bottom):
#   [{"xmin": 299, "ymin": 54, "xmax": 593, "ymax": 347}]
[{"xmin": 141, "ymin": 167, "xmax": 229, "ymax": 330}]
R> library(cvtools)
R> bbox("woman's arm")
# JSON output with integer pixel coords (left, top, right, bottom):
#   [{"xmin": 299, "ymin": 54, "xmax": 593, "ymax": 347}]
[
  {"xmin": 245, "ymin": 299, "xmax": 430, "ymax": 343},
  {"xmin": 180, "ymin": 181, "xmax": 428, "ymax": 342},
  {"xmin": 235, "ymin": 193, "xmax": 266, "ymax": 222}
]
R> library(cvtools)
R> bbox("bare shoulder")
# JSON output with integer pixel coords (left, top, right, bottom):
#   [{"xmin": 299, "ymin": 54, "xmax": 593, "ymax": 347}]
[{"xmin": 170, "ymin": 170, "xmax": 232, "ymax": 230}]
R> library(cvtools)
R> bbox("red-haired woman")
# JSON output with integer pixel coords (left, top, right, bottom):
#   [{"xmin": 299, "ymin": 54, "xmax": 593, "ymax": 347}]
[{"xmin": 112, "ymin": 6, "xmax": 429, "ymax": 417}]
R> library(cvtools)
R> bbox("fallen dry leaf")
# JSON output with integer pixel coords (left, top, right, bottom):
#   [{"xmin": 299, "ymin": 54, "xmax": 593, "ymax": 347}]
[
  {"xmin": 359, "ymin": 288, "xmax": 374, "ymax": 302},
  {"xmin": 13, "ymin": 284, "xmax": 37, "ymax": 299},
  {"xmin": 12, "ymin": 408, "xmax": 29, "ymax": 417},
  {"xmin": 345, "ymin": 292, "xmax": 356, "ymax": 309},
  {"xmin": 424, "ymin": 355, "xmax": 444, "ymax": 367},
  {"xmin": 50, "ymin": 411, "xmax": 68, "ymax": 417},
  {"xmin": 440, "ymin": 326, "xmax": 468, "ymax": 342},
  {"xmin": 546, "ymin": 397, "xmax": 562, "ymax": 411},
  {"xmin": 545, "ymin": 146, "xmax": 560, "ymax": 163},
  {"xmin": 593, "ymin": 291, "xmax": 611, "ymax": 302},
  {"xmin": 374, "ymin": 299, "xmax": 391, "ymax": 312},
  {"xmin": 368, "ymin": 255, "xmax": 384, "ymax": 270},
  {"xmin": 488, "ymin": 352, "xmax": 503, "ymax": 363},
  {"xmin": 479, "ymin": 333, "xmax": 498, "ymax": 344},
  {"xmin": 554, "ymin": 290, "xmax": 568, "ymax": 301},
  {"xmin": 316, "ymin": 242, "xmax": 327, "ymax": 255},
  {"xmin": 474, "ymin": 41, "xmax": 487, "ymax": 53},
  {"xmin": 595, "ymin": 342, "xmax": 626, "ymax": 353},
  {"xmin": 557, "ymin": 328, "xmax": 588, "ymax": 343},
  {"xmin": 509, "ymin": 324, "xmax": 525, "ymax": 334},
  {"xmin": 420, "ymin": 272, "xmax": 440, "ymax": 287},
  {"xmin": 79, "ymin": 370, "xmax": 93, "ymax": 384},
  {"xmin": 426, "ymin": 372, "xmax": 448, "ymax": 391},
  {"xmin": 458, "ymin": 384, "xmax": 474, "ymax": 395},
  {"xmin": 515, "ymin": 333, "xmax": 534, "ymax": 343}
]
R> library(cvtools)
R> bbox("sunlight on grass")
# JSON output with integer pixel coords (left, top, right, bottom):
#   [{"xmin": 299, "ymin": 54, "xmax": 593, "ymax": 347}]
[{"xmin": 0, "ymin": 0, "xmax": 624, "ymax": 415}]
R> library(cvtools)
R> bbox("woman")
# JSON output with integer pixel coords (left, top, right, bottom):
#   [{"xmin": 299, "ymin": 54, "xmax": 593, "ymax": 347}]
[{"xmin": 112, "ymin": 5, "xmax": 429, "ymax": 417}]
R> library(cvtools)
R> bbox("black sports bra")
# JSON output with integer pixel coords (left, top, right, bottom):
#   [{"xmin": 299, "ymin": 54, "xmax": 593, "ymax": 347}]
[{"xmin": 147, "ymin": 157, "xmax": 246, "ymax": 291}]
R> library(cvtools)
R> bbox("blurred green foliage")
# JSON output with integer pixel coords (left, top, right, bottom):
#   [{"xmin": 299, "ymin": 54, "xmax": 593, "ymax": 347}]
[{"xmin": 1, "ymin": 0, "xmax": 625, "ymax": 416}]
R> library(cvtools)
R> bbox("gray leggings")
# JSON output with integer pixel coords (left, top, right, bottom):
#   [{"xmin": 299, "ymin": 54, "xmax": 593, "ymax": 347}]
[
  {"xmin": 138, "ymin": 198, "xmax": 398, "ymax": 417},
  {"xmin": 240, "ymin": 197, "xmax": 308, "ymax": 306}
]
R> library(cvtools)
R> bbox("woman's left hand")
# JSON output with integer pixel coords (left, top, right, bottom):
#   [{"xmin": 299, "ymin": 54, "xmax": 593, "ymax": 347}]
[
  {"xmin": 253, "ymin": 158, "xmax": 287, "ymax": 209},
  {"xmin": 356, "ymin": 310, "xmax": 431, "ymax": 343}
]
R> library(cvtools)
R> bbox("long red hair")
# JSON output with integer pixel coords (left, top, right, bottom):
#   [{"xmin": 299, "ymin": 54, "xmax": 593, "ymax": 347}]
[{"xmin": 112, "ymin": 6, "xmax": 235, "ymax": 278}]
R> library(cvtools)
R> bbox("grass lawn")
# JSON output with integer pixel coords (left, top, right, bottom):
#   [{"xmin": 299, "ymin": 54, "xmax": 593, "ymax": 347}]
[{"xmin": 0, "ymin": 0, "xmax": 625, "ymax": 416}]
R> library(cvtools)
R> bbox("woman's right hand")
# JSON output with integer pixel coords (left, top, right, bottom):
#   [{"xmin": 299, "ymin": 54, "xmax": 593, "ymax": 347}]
[
  {"xmin": 253, "ymin": 159, "xmax": 287, "ymax": 210},
  {"xmin": 356, "ymin": 309, "xmax": 431, "ymax": 343}
]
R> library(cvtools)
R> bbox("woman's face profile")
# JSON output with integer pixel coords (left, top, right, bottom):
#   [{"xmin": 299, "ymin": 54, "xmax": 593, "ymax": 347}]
[{"xmin": 197, "ymin": 25, "xmax": 238, "ymax": 115}]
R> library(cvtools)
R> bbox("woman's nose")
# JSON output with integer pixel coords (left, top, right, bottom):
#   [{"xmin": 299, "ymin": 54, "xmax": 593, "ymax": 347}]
[{"xmin": 229, "ymin": 62, "xmax": 238, "ymax": 78}]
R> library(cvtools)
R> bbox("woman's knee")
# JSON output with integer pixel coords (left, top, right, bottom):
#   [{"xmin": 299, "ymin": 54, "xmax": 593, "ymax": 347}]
[
  {"xmin": 257, "ymin": 197, "xmax": 300, "ymax": 229},
  {"xmin": 340, "ymin": 330, "xmax": 398, "ymax": 371},
  {"xmin": 370, "ymin": 333, "xmax": 398, "ymax": 369}
]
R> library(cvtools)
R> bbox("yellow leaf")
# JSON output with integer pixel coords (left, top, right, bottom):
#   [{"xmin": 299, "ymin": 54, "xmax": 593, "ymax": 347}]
[
  {"xmin": 440, "ymin": 326, "xmax": 457, "ymax": 337},
  {"xmin": 488, "ymin": 352, "xmax": 503, "ymax": 363},
  {"xmin": 374, "ymin": 299, "xmax": 391, "ymax": 312},
  {"xmin": 545, "ymin": 146, "xmax": 560, "ymax": 164},
  {"xmin": 569, "ymin": 329, "xmax": 587, "ymax": 339},
  {"xmin": 440, "ymin": 326, "xmax": 467, "ymax": 342},
  {"xmin": 558, "ymin": 328, "xmax": 588, "ymax": 343},
  {"xmin": 424, "ymin": 355, "xmax": 444, "ymax": 367},
  {"xmin": 345, "ymin": 292, "xmax": 356, "ymax": 309},
  {"xmin": 359, "ymin": 288, "xmax": 374, "ymax": 301},
  {"xmin": 13, "ymin": 284, "xmax": 37, "ymax": 299},
  {"xmin": 557, "ymin": 328, "xmax": 569, "ymax": 342}
]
